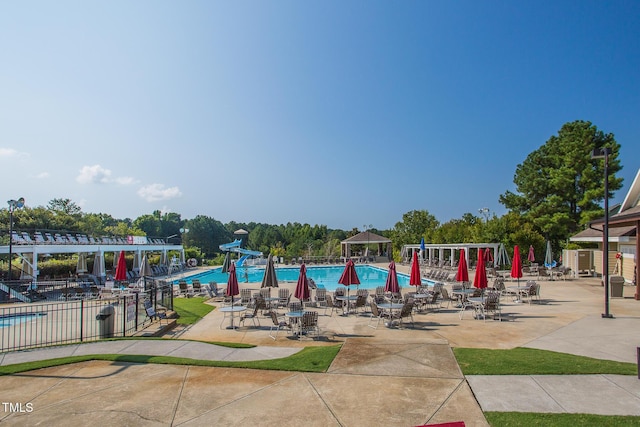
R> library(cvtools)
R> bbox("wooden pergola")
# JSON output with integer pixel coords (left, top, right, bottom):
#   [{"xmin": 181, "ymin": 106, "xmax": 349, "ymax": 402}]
[{"xmin": 340, "ymin": 231, "xmax": 392, "ymax": 262}]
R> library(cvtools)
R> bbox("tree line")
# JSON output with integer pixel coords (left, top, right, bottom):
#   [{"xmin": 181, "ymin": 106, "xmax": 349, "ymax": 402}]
[{"xmin": 1, "ymin": 120, "xmax": 621, "ymax": 267}]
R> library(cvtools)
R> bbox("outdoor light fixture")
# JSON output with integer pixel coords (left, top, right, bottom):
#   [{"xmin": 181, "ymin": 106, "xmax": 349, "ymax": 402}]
[
  {"xmin": 478, "ymin": 207, "xmax": 490, "ymax": 221},
  {"xmin": 7, "ymin": 197, "xmax": 25, "ymax": 281},
  {"xmin": 591, "ymin": 147, "xmax": 613, "ymax": 318}
]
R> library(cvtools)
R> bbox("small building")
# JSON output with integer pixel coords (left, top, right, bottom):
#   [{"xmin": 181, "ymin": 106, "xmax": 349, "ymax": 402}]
[{"xmin": 569, "ymin": 168, "xmax": 639, "ymax": 299}]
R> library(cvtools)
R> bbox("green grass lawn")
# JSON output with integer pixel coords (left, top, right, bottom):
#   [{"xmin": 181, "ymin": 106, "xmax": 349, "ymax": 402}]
[
  {"xmin": 453, "ymin": 347, "xmax": 637, "ymax": 375},
  {"xmin": 484, "ymin": 412, "xmax": 640, "ymax": 426},
  {"xmin": 0, "ymin": 344, "xmax": 341, "ymax": 376},
  {"xmin": 455, "ymin": 347, "xmax": 640, "ymax": 426},
  {"xmin": 172, "ymin": 296, "xmax": 215, "ymax": 325}
]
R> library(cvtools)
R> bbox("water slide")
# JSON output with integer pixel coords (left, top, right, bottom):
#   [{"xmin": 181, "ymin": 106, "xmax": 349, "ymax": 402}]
[
  {"xmin": 219, "ymin": 239, "xmax": 242, "ymax": 251},
  {"xmin": 236, "ymin": 248, "xmax": 264, "ymax": 266},
  {"xmin": 219, "ymin": 240, "xmax": 263, "ymax": 267}
]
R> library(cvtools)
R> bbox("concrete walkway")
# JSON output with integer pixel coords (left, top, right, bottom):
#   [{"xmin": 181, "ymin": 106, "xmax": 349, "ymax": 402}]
[{"xmin": 1, "ymin": 274, "xmax": 640, "ymax": 426}]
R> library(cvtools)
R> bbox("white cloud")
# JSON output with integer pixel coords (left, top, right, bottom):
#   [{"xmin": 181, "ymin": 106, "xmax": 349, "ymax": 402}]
[
  {"xmin": 138, "ymin": 184, "xmax": 182, "ymax": 202},
  {"xmin": 0, "ymin": 148, "xmax": 29, "ymax": 158},
  {"xmin": 33, "ymin": 172, "xmax": 50, "ymax": 179},
  {"xmin": 77, "ymin": 164, "xmax": 112, "ymax": 184}
]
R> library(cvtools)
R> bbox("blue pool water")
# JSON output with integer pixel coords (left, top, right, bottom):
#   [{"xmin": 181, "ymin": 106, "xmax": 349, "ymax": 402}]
[
  {"xmin": 177, "ymin": 265, "xmax": 431, "ymax": 291},
  {"xmin": 0, "ymin": 313, "xmax": 46, "ymax": 328}
]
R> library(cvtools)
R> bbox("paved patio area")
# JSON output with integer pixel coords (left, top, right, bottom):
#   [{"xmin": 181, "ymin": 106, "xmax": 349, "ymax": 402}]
[{"xmin": 1, "ymin": 265, "xmax": 639, "ymax": 426}]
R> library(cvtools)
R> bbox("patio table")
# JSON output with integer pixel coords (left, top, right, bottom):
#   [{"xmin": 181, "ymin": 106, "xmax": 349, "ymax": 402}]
[
  {"xmin": 376, "ymin": 302, "xmax": 404, "ymax": 328},
  {"xmin": 452, "ymin": 289, "xmax": 477, "ymax": 317},
  {"xmin": 507, "ymin": 286, "xmax": 525, "ymax": 303},
  {"xmin": 285, "ymin": 310, "xmax": 306, "ymax": 336},
  {"xmin": 336, "ymin": 295, "xmax": 359, "ymax": 315},
  {"xmin": 219, "ymin": 305, "xmax": 246, "ymax": 330}
]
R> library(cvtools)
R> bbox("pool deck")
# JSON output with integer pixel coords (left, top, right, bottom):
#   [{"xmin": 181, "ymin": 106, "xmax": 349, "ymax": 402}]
[{"xmin": 1, "ymin": 263, "xmax": 640, "ymax": 426}]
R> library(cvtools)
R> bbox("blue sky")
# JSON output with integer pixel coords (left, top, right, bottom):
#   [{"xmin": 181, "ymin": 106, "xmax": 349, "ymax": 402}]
[{"xmin": 1, "ymin": 1, "xmax": 639, "ymax": 230}]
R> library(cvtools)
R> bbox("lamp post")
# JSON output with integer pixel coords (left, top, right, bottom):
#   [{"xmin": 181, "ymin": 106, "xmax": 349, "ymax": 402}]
[
  {"xmin": 7, "ymin": 197, "xmax": 25, "ymax": 281},
  {"xmin": 363, "ymin": 224, "xmax": 373, "ymax": 263},
  {"xmin": 478, "ymin": 207, "xmax": 490, "ymax": 222},
  {"xmin": 592, "ymin": 147, "xmax": 613, "ymax": 319}
]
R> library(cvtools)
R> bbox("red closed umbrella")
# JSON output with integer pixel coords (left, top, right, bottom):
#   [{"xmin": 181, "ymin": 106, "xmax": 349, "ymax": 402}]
[
  {"xmin": 473, "ymin": 248, "xmax": 488, "ymax": 290},
  {"xmin": 484, "ymin": 248, "xmax": 493, "ymax": 264},
  {"xmin": 114, "ymin": 251, "xmax": 128, "ymax": 282},
  {"xmin": 226, "ymin": 263, "xmax": 240, "ymax": 306},
  {"xmin": 511, "ymin": 245, "xmax": 523, "ymax": 286},
  {"xmin": 527, "ymin": 245, "xmax": 536, "ymax": 263},
  {"xmin": 455, "ymin": 249, "xmax": 469, "ymax": 283},
  {"xmin": 294, "ymin": 264, "xmax": 310, "ymax": 302},
  {"xmin": 338, "ymin": 259, "xmax": 360, "ymax": 287},
  {"xmin": 384, "ymin": 261, "xmax": 400, "ymax": 294},
  {"xmin": 338, "ymin": 259, "xmax": 360, "ymax": 299},
  {"xmin": 409, "ymin": 251, "xmax": 421, "ymax": 289}
]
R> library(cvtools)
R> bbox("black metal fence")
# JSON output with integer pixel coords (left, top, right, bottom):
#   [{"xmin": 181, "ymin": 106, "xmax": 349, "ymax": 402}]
[{"xmin": 0, "ymin": 282, "xmax": 174, "ymax": 353}]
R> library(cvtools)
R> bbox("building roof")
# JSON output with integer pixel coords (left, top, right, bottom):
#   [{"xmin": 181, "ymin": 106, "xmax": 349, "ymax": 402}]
[
  {"xmin": 341, "ymin": 230, "xmax": 391, "ymax": 244},
  {"xmin": 590, "ymin": 168, "xmax": 640, "ymax": 228},
  {"xmin": 570, "ymin": 225, "xmax": 636, "ymax": 242}
]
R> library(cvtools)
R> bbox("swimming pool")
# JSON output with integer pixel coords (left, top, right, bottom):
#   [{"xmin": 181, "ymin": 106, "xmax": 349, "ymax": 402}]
[
  {"xmin": 176, "ymin": 265, "xmax": 431, "ymax": 291},
  {"xmin": 0, "ymin": 313, "xmax": 46, "ymax": 328}
]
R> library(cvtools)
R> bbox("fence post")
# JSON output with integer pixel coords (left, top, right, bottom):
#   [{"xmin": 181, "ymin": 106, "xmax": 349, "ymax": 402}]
[
  {"xmin": 122, "ymin": 295, "xmax": 126, "ymax": 337},
  {"xmin": 135, "ymin": 292, "xmax": 139, "ymax": 331},
  {"xmin": 80, "ymin": 299, "xmax": 84, "ymax": 342}
]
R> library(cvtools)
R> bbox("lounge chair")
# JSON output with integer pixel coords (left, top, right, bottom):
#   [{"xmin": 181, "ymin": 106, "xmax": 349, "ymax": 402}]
[
  {"xmin": 206, "ymin": 281, "xmax": 223, "ymax": 301},
  {"xmin": 288, "ymin": 301, "xmax": 302, "ymax": 312},
  {"xmin": 314, "ymin": 288, "xmax": 327, "ymax": 309},
  {"xmin": 519, "ymin": 281, "xmax": 540, "ymax": 305},
  {"xmin": 178, "ymin": 281, "xmax": 193, "ymax": 297},
  {"xmin": 470, "ymin": 291, "xmax": 501, "ymax": 321},
  {"xmin": 240, "ymin": 289, "xmax": 252, "ymax": 306},
  {"xmin": 276, "ymin": 288, "xmax": 290, "ymax": 309},
  {"xmin": 301, "ymin": 311, "xmax": 319, "ymax": 337},
  {"xmin": 191, "ymin": 279, "xmax": 206, "ymax": 296},
  {"xmin": 239, "ymin": 303, "xmax": 261, "ymax": 328},
  {"xmin": 144, "ymin": 300, "xmax": 169, "ymax": 324},
  {"xmin": 325, "ymin": 295, "xmax": 344, "ymax": 316},
  {"xmin": 390, "ymin": 301, "xmax": 414, "ymax": 328},
  {"xmin": 368, "ymin": 302, "xmax": 390, "ymax": 329},
  {"xmin": 268, "ymin": 311, "xmax": 291, "ymax": 340}
]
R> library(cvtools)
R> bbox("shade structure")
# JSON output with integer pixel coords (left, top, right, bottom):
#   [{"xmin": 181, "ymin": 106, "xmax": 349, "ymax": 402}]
[
  {"xmin": 226, "ymin": 263, "xmax": 240, "ymax": 306},
  {"xmin": 544, "ymin": 241, "xmax": 556, "ymax": 268},
  {"xmin": 455, "ymin": 249, "xmax": 469, "ymax": 282},
  {"xmin": 473, "ymin": 248, "xmax": 488, "ymax": 290},
  {"xmin": 260, "ymin": 254, "xmax": 279, "ymax": 288},
  {"xmin": 114, "ymin": 251, "xmax": 128, "ymax": 282},
  {"xmin": 76, "ymin": 252, "xmax": 88, "ymax": 274},
  {"xmin": 511, "ymin": 245, "xmax": 523, "ymax": 281},
  {"xmin": 20, "ymin": 254, "xmax": 34, "ymax": 280},
  {"xmin": 133, "ymin": 252, "xmax": 141, "ymax": 272},
  {"xmin": 92, "ymin": 252, "xmax": 106, "ymax": 279},
  {"xmin": 527, "ymin": 245, "xmax": 536, "ymax": 263},
  {"xmin": 495, "ymin": 243, "xmax": 510, "ymax": 267},
  {"xmin": 139, "ymin": 253, "xmax": 152, "ymax": 277},
  {"xmin": 221, "ymin": 252, "xmax": 231, "ymax": 273},
  {"xmin": 160, "ymin": 251, "xmax": 168, "ymax": 266},
  {"xmin": 409, "ymin": 251, "xmax": 422, "ymax": 289},
  {"xmin": 294, "ymin": 264, "xmax": 310, "ymax": 302},
  {"xmin": 420, "ymin": 237, "xmax": 426, "ymax": 261},
  {"xmin": 384, "ymin": 261, "xmax": 400, "ymax": 294}
]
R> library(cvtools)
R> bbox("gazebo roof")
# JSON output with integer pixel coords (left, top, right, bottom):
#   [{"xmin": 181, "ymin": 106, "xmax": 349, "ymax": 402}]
[{"xmin": 341, "ymin": 230, "xmax": 391, "ymax": 244}]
